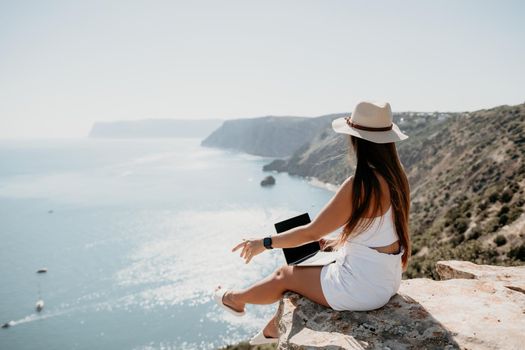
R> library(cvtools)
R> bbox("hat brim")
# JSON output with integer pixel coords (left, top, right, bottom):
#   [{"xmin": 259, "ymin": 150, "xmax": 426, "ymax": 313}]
[{"xmin": 331, "ymin": 117, "xmax": 408, "ymax": 143}]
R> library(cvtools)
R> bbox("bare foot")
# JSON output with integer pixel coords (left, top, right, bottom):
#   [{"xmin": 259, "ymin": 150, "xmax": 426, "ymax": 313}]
[
  {"xmin": 215, "ymin": 285, "xmax": 245, "ymax": 313},
  {"xmin": 262, "ymin": 316, "xmax": 279, "ymax": 339}
]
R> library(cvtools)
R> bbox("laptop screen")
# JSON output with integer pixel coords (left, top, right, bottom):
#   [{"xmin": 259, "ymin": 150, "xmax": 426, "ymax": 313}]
[{"xmin": 274, "ymin": 212, "xmax": 321, "ymax": 265}]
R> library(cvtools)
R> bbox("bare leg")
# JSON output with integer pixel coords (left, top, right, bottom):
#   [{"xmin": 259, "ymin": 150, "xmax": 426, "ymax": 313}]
[
  {"xmin": 261, "ymin": 306, "xmax": 280, "ymax": 338},
  {"xmin": 215, "ymin": 265, "xmax": 330, "ymax": 315}
]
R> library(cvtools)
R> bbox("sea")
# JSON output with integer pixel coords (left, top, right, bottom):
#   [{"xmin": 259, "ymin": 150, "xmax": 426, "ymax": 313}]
[{"xmin": 0, "ymin": 137, "xmax": 335, "ymax": 350}]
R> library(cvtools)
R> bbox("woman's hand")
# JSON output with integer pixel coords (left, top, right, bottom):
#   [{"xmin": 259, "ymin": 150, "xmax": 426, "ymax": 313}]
[{"xmin": 232, "ymin": 238, "xmax": 266, "ymax": 264}]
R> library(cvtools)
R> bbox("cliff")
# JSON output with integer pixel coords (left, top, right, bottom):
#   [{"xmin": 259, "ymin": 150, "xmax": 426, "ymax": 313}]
[
  {"xmin": 262, "ymin": 111, "xmax": 448, "ymax": 183},
  {"xmin": 89, "ymin": 118, "xmax": 224, "ymax": 138},
  {"xmin": 275, "ymin": 260, "xmax": 525, "ymax": 350},
  {"xmin": 200, "ymin": 115, "xmax": 341, "ymax": 157}
]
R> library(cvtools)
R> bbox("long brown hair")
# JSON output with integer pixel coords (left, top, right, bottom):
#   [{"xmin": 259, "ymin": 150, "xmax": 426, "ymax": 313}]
[{"xmin": 332, "ymin": 135, "xmax": 411, "ymax": 271}]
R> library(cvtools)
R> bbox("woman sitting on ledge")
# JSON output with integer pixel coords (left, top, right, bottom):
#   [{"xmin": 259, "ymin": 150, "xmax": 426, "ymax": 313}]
[{"xmin": 214, "ymin": 101, "xmax": 412, "ymax": 345}]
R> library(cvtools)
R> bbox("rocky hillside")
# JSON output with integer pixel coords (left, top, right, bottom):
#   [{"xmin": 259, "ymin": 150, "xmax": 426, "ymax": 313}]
[
  {"xmin": 263, "ymin": 103, "xmax": 525, "ymax": 279},
  {"xmin": 263, "ymin": 112, "xmax": 448, "ymax": 185},
  {"xmin": 201, "ymin": 115, "xmax": 342, "ymax": 157}
]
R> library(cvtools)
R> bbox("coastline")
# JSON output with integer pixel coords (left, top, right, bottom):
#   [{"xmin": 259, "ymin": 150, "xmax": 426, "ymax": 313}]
[{"xmin": 306, "ymin": 176, "xmax": 338, "ymax": 193}]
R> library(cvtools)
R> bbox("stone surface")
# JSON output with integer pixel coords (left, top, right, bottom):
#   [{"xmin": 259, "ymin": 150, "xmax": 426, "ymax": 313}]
[
  {"xmin": 436, "ymin": 260, "xmax": 525, "ymax": 293},
  {"xmin": 275, "ymin": 260, "xmax": 525, "ymax": 350}
]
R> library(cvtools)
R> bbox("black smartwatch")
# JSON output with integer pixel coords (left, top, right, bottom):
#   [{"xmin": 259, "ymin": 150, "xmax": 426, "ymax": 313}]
[{"xmin": 263, "ymin": 236, "xmax": 273, "ymax": 249}]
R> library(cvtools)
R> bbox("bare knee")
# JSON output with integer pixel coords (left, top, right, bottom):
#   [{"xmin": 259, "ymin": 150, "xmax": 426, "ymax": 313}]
[{"xmin": 272, "ymin": 265, "xmax": 292, "ymax": 286}]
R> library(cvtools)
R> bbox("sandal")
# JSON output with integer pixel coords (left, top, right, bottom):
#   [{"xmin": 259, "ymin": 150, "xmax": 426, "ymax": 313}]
[
  {"xmin": 213, "ymin": 286, "xmax": 245, "ymax": 317},
  {"xmin": 249, "ymin": 329, "xmax": 279, "ymax": 345}
]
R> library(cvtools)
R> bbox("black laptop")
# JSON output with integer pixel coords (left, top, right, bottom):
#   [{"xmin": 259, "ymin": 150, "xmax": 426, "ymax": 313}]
[{"xmin": 274, "ymin": 212, "xmax": 338, "ymax": 266}]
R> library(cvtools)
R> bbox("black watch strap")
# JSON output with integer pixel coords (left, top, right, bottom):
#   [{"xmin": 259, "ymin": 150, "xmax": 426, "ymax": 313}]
[{"xmin": 263, "ymin": 236, "xmax": 273, "ymax": 249}]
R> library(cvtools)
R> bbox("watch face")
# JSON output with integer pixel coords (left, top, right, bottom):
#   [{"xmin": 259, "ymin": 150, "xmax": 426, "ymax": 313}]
[{"xmin": 263, "ymin": 237, "xmax": 272, "ymax": 249}]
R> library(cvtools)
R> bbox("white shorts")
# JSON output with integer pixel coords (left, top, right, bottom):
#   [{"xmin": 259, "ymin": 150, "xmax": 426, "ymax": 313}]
[{"xmin": 320, "ymin": 241, "xmax": 404, "ymax": 311}]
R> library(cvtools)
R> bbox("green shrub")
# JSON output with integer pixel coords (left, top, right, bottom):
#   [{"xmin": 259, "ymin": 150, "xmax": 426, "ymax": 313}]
[
  {"xmin": 467, "ymin": 227, "xmax": 482, "ymax": 240},
  {"xmin": 499, "ymin": 214, "xmax": 509, "ymax": 226},
  {"xmin": 488, "ymin": 191, "xmax": 499, "ymax": 203},
  {"xmin": 499, "ymin": 205, "xmax": 510, "ymax": 215},
  {"xmin": 461, "ymin": 200, "xmax": 472, "ymax": 212},
  {"xmin": 508, "ymin": 244, "xmax": 525, "ymax": 261},
  {"xmin": 500, "ymin": 190, "xmax": 513, "ymax": 203},
  {"xmin": 477, "ymin": 201, "xmax": 488, "ymax": 211},
  {"xmin": 508, "ymin": 207, "xmax": 523, "ymax": 222},
  {"xmin": 451, "ymin": 234, "xmax": 465, "ymax": 246},
  {"xmin": 220, "ymin": 342, "xmax": 277, "ymax": 350},
  {"xmin": 453, "ymin": 218, "xmax": 469, "ymax": 234},
  {"xmin": 493, "ymin": 235, "xmax": 507, "ymax": 246},
  {"xmin": 445, "ymin": 206, "xmax": 462, "ymax": 221}
]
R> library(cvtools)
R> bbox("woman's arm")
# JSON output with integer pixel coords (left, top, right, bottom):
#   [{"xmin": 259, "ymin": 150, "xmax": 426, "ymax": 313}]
[
  {"xmin": 270, "ymin": 175, "xmax": 354, "ymax": 248},
  {"xmin": 232, "ymin": 176, "xmax": 354, "ymax": 263}
]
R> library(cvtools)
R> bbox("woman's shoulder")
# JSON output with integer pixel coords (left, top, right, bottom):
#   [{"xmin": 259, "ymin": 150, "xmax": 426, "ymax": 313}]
[
  {"xmin": 341, "ymin": 172, "xmax": 390, "ymax": 201},
  {"xmin": 362, "ymin": 170, "xmax": 392, "ymax": 216},
  {"xmin": 335, "ymin": 176, "xmax": 354, "ymax": 194}
]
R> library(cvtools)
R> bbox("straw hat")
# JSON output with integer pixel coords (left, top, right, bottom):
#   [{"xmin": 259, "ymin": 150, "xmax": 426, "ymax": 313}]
[{"xmin": 332, "ymin": 101, "xmax": 408, "ymax": 143}]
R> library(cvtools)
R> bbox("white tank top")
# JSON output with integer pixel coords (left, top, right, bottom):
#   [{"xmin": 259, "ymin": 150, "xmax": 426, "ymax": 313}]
[{"xmin": 345, "ymin": 204, "xmax": 399, "ymax": 247}]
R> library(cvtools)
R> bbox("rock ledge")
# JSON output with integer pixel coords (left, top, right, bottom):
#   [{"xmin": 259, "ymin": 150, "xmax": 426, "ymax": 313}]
[{"xmin": 275, "ymin": 260, "xmax": 525, "ymax": 350}]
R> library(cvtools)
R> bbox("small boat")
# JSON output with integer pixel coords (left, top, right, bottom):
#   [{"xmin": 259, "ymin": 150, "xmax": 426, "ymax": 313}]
[
  {"xmin": 37, "ymin": 268, "xmax": 48, "ymax": 274},
  {"xmin": 2, "ymin": 321, "xmax": 14, "ymax": 328},
  {"xmin": 35, "ymin": 299, "xmax": 44, "ymax": 312}
]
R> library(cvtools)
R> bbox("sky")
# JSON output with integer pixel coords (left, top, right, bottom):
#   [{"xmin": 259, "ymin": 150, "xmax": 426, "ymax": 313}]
[{"xmin": 0, "ymin": 0, "xmax": 524, "ymax": 138}]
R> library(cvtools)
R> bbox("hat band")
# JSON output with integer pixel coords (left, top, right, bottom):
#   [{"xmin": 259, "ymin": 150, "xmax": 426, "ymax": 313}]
[{"xmin": 345, "ymin": 116, "xmax": 393, "ymax": 132}]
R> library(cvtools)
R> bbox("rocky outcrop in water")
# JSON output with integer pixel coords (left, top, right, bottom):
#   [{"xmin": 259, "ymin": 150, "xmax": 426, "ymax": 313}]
[
  {"xmin": 275, "ymin": 260, "xmax": 525, "ymax": 350},
  {"xmin": 261, "ymin": 175, "xmax": 276, "ymax": 187}
]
